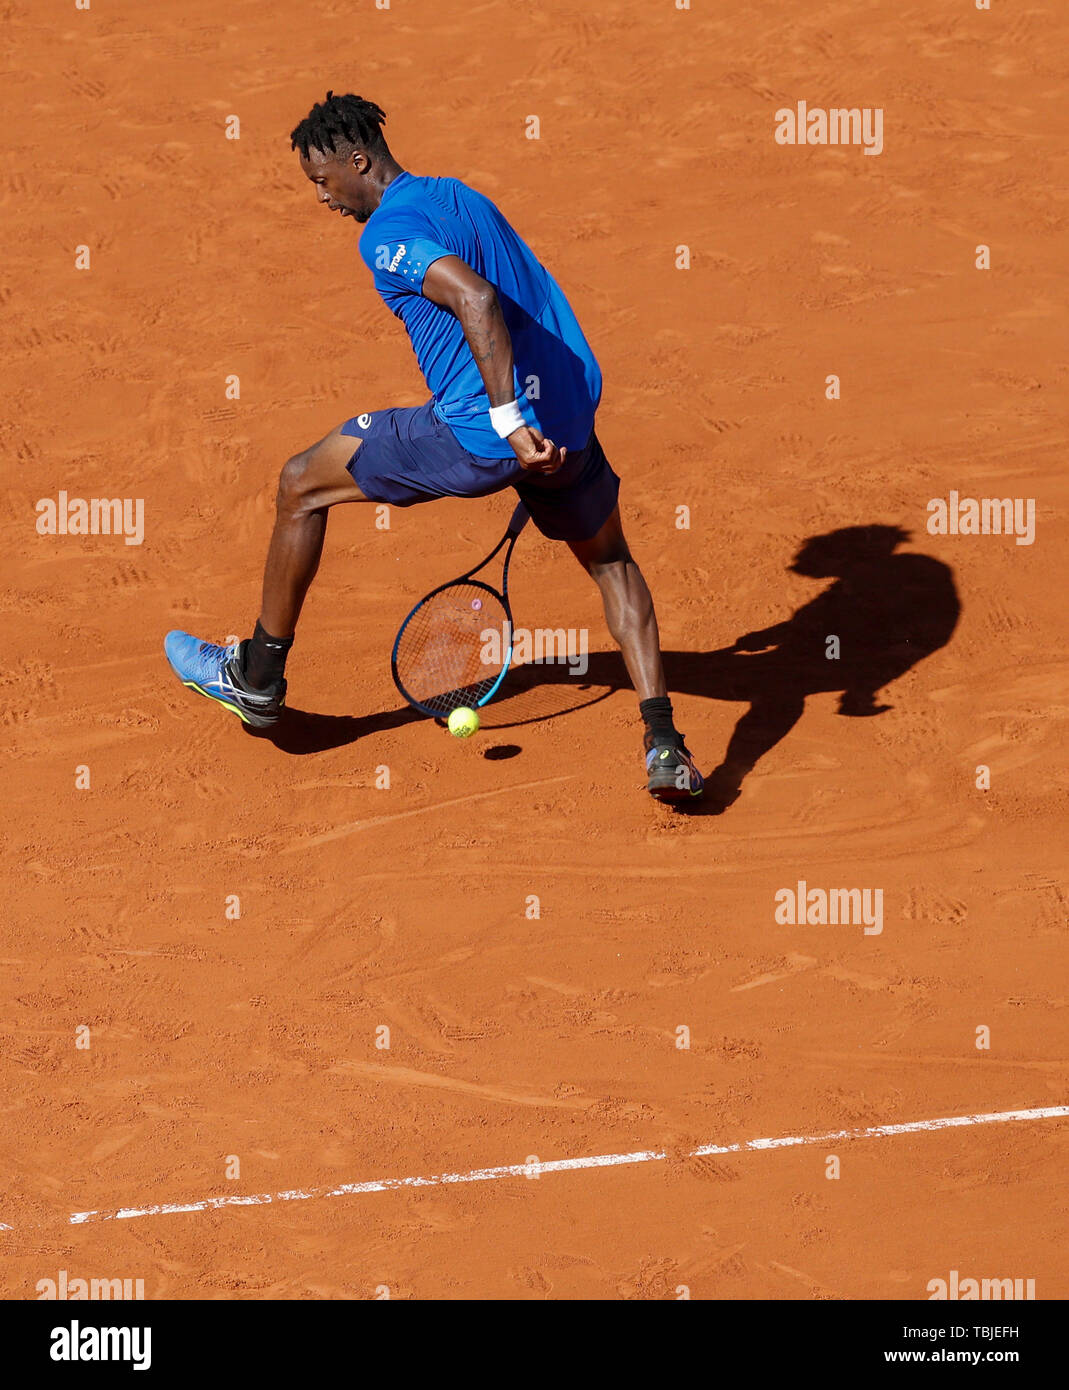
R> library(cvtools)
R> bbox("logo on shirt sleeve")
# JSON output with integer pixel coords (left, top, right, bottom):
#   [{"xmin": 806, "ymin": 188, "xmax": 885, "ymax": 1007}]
[
  {"xmin": 374, "ymin": 243, "xmax": 407, "ymax": 271},
  {"xmin": 388, "ymin": 243, "xmax": 408, "ymax": 273},
  {"xmin": 373, "ymin": 241, "xmax": 429, "ymax": 283}
]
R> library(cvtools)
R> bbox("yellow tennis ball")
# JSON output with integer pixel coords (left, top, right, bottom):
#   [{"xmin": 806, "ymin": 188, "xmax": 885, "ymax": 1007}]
[{"xmin": 447, "ymin": 706, "xmax": 480, "ymax": 738}]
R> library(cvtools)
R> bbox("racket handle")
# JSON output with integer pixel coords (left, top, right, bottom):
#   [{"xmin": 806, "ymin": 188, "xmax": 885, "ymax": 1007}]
[{"xmin": 507, "ymin": 501, "xmax": 530, "ymax": 537}]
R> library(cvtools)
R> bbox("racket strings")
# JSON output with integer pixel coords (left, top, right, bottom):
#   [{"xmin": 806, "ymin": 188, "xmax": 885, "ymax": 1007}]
[{"xmin": 395, "ymin": 583, "xmax": 510, "ymax": 716}]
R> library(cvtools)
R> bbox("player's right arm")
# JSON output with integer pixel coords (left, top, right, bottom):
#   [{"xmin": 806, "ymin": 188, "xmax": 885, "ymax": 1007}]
[
  {"xmin": 732, "ymin": 623, "xmax": 790, "ymax": 651},
  {"xmin": 420, "ymin": 255, "xmax": 566, "ymax": 475}
]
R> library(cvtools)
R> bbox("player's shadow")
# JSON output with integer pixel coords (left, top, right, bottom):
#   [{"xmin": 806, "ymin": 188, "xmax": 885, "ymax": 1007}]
[
  {"xmin": 253, "ymin": 525, "xmax": 960, "ymax": 796},
  {"xmin": 508, "ymin": 525, "xmax": 961, "ymax": 812},
  {"xmin": 247, "ymin": 703, "xmax": 423, "ymax": 754}
]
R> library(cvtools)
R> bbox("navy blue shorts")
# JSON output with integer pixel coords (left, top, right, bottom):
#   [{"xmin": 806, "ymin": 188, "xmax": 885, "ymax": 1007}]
[{"xmin": 339, "ymin": 400, "xmax": 620, "ymax": 542}]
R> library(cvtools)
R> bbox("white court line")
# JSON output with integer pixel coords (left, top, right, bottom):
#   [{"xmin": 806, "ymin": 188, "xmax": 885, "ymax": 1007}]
[{"xmin": 2, "ymin": 1103, "xmax": 1061, "ymax": 1233}]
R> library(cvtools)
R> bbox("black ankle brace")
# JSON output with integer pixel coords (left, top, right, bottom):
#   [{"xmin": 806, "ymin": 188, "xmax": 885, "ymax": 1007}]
[
  {"xmin": 639, "ymin": 696, "xmax": 682, "ymax": 748},
  {"xmin": 241, "ymin": 620, "xmax": 293, "ymax": 690}
]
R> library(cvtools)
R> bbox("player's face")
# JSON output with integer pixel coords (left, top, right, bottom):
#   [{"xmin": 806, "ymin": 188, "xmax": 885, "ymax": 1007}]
[{"xmin": 299, "ymin": 148, "xmax": 376, "ymax": 223}]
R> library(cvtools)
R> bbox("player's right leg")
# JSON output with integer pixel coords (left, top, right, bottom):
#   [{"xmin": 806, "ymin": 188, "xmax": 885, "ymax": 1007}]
[
  {"xmin": 257, "ymin": 422, "xmax": 371, "ymax": 640},
  {"xmin": 165, "ymin": 421, "xmax": 370, "ymax": 728}
]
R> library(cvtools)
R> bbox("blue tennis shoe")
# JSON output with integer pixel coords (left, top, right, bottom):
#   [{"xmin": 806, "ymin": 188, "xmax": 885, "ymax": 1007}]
[{"xmin": 164, "ymin": 631, "xmax": 285, "ymax": 728}]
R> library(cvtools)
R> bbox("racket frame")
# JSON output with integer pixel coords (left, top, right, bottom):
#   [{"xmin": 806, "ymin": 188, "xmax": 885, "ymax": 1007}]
[{"xmin": 391, "ymin": 502, "xmax": 529, "ymax": 717}]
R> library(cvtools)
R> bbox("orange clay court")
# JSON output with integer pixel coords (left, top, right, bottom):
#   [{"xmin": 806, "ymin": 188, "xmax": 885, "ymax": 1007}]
[{"xmin": 3, "ymin": 0, "xmax": 1067, "ymax": 1300}]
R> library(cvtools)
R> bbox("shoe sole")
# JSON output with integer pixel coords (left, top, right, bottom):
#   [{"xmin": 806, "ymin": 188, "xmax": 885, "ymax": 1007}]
[
  {"xmin": 649, "ymin": 783, "xmax": 704, "ymax": 802},
  {"xmin": 177, "ymin": 677, "xmax": 280, "ymax": 729},
  {"xmin": 647, "ymin": 768, "xmax": 704, "ymax": 801}
]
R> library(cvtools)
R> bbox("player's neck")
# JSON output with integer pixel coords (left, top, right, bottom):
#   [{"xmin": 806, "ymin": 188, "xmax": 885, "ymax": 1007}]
[{"xmin": 371, "ymin": 159, "xmax": 406, "ymax": 207}]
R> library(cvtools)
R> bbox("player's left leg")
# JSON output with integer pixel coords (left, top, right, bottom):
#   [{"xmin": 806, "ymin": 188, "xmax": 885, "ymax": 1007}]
[{"xmin": 567, "ymin": 506, "xmax": 704, "ymax": 802}]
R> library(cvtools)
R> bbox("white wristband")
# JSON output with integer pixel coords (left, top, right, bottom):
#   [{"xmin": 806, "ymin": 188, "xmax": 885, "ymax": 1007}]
[{"xmin": 488, "ymin": 398, "xmax": 525, "ymax": 438}]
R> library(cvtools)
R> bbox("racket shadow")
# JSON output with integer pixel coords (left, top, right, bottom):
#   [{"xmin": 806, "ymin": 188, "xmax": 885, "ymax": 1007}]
[{"xmin": 474, "ymin": 660, "xmax": 618, "ymax": 729}]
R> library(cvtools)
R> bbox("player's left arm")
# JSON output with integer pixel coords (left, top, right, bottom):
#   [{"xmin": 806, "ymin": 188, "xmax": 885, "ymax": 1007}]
[{"xmin": 420, "ymin": 255, "xmax": 565, "ymax": 475}]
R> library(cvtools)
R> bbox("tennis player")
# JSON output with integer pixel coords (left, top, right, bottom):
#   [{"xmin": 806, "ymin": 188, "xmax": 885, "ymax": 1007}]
[{"xmin": 165, "ymin": 92, "xmax": 703, "ymax": 801}]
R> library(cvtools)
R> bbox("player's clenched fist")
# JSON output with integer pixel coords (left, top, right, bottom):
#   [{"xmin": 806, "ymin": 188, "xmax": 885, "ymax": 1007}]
[{"xmin": 509, "ymin": 425, "xmax": 567, "ymax": 474}]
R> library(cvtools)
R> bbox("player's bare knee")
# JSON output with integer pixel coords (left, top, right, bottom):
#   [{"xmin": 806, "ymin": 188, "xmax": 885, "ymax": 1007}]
[{"xmin": 276, "ymin": 451, "xmax": 314, "ymax": 515}]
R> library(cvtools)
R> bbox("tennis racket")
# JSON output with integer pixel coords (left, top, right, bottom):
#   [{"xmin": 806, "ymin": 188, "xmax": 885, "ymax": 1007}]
[{"xmin": 391, "ymin": 501, "xmax": 530, "ymax": 718}]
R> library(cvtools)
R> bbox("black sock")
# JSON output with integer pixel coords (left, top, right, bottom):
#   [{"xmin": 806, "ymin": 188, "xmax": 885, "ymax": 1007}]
[
  {"xmin": 639, "ymin": 696, "xmax": 682, "ymax": 750},
  {"xmin": 240, "ymin": 620, "xmax": 293, "ymax": 690}
]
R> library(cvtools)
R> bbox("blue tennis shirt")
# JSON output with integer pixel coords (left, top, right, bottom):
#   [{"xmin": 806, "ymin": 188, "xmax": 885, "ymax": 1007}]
[{"xmin": 359, "ymin": 171, "xmax": 603, "ymax": 459}]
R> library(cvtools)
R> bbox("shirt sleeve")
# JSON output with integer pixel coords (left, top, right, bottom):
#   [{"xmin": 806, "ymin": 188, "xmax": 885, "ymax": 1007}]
[{"xmin": 361, "ymin": 226, "xmax": 455, "ymax": 295}]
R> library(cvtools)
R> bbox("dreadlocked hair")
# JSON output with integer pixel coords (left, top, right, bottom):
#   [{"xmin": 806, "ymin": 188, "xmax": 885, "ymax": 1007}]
[{"xmin": 290, "ymin": 91, "xmax": 388, "ymax": 160}]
